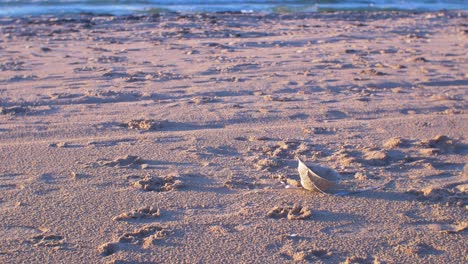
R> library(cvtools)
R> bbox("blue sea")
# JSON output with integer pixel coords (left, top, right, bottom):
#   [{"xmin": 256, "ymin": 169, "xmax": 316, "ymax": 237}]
[{"xmin": 0, "ymin": 0, "xmax": 466, "ymax": 16}]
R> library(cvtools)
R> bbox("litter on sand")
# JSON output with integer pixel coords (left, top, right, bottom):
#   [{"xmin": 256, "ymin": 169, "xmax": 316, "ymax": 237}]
[
  {"xmin": 297, "ymin": 157, "xmax": 340, "ymax": 193},
  {"xmin": 296, "ymin": 158, "xmax": 389, "ymax": 195}
]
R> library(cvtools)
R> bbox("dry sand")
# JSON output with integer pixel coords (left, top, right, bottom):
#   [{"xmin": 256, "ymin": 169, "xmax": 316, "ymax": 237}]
[{"xmin": 0, "ymin": 11, "xmax": 467, "ymax": 263}]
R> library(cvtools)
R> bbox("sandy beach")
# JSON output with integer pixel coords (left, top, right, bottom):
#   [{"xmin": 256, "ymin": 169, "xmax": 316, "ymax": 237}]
[{"xmin": 0, "ymin": 11, "xmax": 467, "ymax": 263}]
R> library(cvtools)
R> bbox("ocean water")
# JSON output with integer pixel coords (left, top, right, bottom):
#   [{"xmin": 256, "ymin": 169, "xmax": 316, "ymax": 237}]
[{"xmin": 0, "ymin": 0, "xmax": 466, "ymax": 16}]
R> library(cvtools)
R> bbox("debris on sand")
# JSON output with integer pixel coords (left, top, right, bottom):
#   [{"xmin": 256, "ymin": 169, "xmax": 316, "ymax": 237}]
[{"xmin": 297, "ymin": 158, "xmax": 340, "ymax": 193}]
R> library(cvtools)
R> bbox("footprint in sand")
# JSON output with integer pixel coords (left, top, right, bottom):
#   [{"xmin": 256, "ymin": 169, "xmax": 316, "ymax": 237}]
[
  {"xmin": 223, "ymin": 176, "xmax": 256, "ymax": 190},
  {"xmin": 440, "ymin": 222, "xmax": 468, "ymax": 234},
  {"xmin": 113, "ymin": 206, "xmax": 160, "ymax": 221},
  {"xmin": 124, "ymin": 72, "xmax": 153, "ymax": 83},
  {"xmin": 92, "ymin": 55, "xmax": 126, "ymax": 64},
  {"xmin": 407, "ymin": 185, "xmax": 467, "ymax": 207},
  {"xmin": 1, "ymin": 226, "xmax": 43, "ymax": 241},
  {"xmin": 250, "ymin": 140, "xmax": 310, "ymax": 172},
  {"xmin": 49, "ymin": 142, "xmax": 72, "ymax": 148},
  {"xmin": 122, "ymin": 119, "xmax": 167, "ymax": 131},
  {"xmin": 0, "ymin": 60, "xmax": 24, "ymax": 71},
  {"xmin": 383, "ymin": 137, "xmax": 410, "ymax": 149},
  {"xmin": 87, "ymin": 138, "xmax": 137, "ymax": 148},
  {"xmin": 267, "ymin": 204, "xmax": 312, "ymax": 220},
  {"xmin": 263, "ymin": 95, "xmax": 294, "ymax": 102},
  {"xmin": 287, "ymin": 249, "xmax": 332, "ymax": 262},
  {"xmin": 189, "ymin": 96, "xmax": 218, "ymax": 105},
  {"xmin": 361, "ymin": 148, "xmax": 407, "ymax": 166},
  {"xmin": 7, "ymin": 74, "xmax": 37, "ymax": 82},
  {"xmin": 131, "ymin": 175, "xmax": 183, "ymax": 192},
  {"xmin": 99, "ymin": 225, "xmax": 169, "ymax": 256},
  {"xmin": 253, "ymin": 157, "xmax": 280, "ymax": 172},
  {"xmin": 360, "ymin": 68, "xmax": 387, "ymax": 76},
  {"xmin": 394, "ymin": 241, "xmax": 444, "ymax": 257},
  {"xmin": 302, "ymin": 126, "xmax": 337, "ymax": 135},
  {"xmin": 0, "ymin": 106, "xmax": 29, "ymax": 115},
  {"xmin": 342, "ymin": 255, "xmax": 381, "ymax": 264},
  {"xmin": 277, "ymin": 240, "xmax": 332, "ymax": 262},
  {"xmin": 27, "ymin": 234, "xmax": 65, "ymax": 248},
  {"xmin": 96, "ymin": 155, "xmax": 144, "ymax": 168},
  {"xmin": 0, "ymin": 184, "xmax": 22, "ymax": 191},
  {"xmin": 419, "ymin": 135, "xmax": 466, "ymax": 154},
  {"xmin": 424, "ymin": 221, "xmax": 467, "ymax": 234}
]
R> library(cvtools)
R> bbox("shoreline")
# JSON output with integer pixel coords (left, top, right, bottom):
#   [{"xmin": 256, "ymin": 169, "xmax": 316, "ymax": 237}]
[{"xmin": 0, "ymin": 9, "xmax": 466, "ymax": 20}]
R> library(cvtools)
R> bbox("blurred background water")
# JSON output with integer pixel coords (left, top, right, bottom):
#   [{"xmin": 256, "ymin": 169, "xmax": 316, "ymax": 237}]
[{"xmin": 0, "ymin": 0, "xmax": 466, "ymax": 16}]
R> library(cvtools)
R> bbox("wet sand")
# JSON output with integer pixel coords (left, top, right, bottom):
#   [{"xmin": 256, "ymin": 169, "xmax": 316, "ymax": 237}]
[{"xmin": 0, "ymin": 11, "xmax": 467, "ymax": 263}]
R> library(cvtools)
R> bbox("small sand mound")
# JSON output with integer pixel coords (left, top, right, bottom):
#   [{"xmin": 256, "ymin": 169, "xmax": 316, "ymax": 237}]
[
  {"xmin": 361, "ymin": 149, "xmax": 407, "ymax": 166},
  {"xmin": 419, "ymin": 148, "xmax": 440, "ymax": 156},
  {"xmin": 330, "ymin": 150, "xmax": 359, "ymax": 168},
  {"xmin": 266, "ymin": 204, "xmax": 312, "ymax": 220},
  {"xmin": 362, "ymin": 150, "xmax": 390, "ymax": 166},
  {"xmin": 254, "ymin": 157, "xmax": 279, "ymax": 171},
  {"xmin": 98, "ymin": 242, "xmax": 119, "ymax": 256},
  {"xmin": 383, "ymin": 137, "xmax": 406, "ymax": 149}
]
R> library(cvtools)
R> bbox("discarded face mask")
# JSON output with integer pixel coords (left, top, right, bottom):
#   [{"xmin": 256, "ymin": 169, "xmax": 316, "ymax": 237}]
[{"xmin": 297, "ymin": 158, "xmax": 340, "ymax": 193}]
